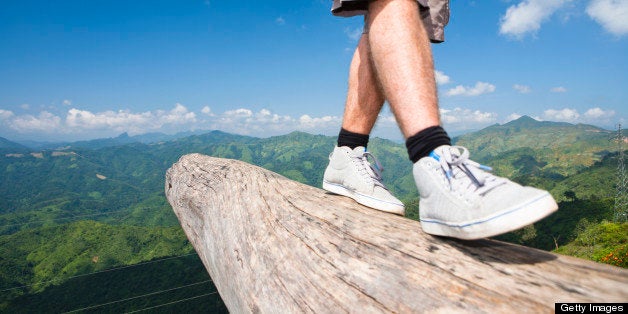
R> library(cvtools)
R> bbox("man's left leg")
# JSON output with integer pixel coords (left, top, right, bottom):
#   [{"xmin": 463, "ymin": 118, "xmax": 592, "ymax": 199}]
[{"xmin": 322, "ymin": 34, "xmax": 405, "ymax": 215}]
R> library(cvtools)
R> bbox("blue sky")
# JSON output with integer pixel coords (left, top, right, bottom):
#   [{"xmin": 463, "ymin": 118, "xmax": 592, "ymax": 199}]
[{"xmin": 0, "ymin": 0, "xmax": 626, "ymax": 142}]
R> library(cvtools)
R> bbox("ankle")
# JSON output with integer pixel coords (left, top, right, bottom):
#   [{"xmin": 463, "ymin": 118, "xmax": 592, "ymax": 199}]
[
  {"xmin": 406, "ymin": 126, "xmax": 451, "ymax": 163},
  {"xmin": 338, "ymin": 128, "xmax": 370, "ymax": 149}
]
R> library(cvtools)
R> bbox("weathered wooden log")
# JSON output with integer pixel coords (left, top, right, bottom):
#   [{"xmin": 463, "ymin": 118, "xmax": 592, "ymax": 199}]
[{"xmin": 165, "ymin": 153, "xmax": 628, "ymax": 313}]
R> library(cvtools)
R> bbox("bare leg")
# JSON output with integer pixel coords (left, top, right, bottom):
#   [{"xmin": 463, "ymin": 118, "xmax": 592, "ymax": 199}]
[
  {"xmin": 340, "ymin": 34, "xmax": 385, "ymax": 135},
  {"xmin": 367, "ymin": 0, "xmax": 440, "ymax": 138}
]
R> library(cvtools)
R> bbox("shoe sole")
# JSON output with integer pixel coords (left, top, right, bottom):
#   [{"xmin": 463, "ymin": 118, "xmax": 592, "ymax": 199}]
[
  {"xmin": 420, "ymin": 192, "xmax": 558, "ymax": 240},
  {"xmin": 322, "ymin": 180, "xmax": 405, "ymax": 216}
]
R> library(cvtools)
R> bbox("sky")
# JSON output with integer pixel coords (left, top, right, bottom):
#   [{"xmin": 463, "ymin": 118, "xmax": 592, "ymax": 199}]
[{"xmin": 0, "ymin": 0, "xmax": 626, "ymax": 142}]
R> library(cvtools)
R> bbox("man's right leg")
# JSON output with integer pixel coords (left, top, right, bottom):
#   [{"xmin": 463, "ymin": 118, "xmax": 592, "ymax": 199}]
[{"xmin": 366, "ymin": 0, "xmax": 558, "ymax": 239}]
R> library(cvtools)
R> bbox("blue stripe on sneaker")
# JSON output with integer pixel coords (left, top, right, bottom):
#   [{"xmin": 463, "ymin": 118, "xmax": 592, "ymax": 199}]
[{"xmin": 429, "ymin": 151, "xmax": 440, "ymax": 161}]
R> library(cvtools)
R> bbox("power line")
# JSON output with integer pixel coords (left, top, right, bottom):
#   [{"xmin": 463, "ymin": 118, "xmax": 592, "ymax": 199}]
[
  {"xmin": 1, "ymin": 252, "xmax": 198, "ymax": 293},
  {"xmin": 125, "ymin": 291, "xmax": 219, "ymax": 314},
  {"xmin": 62, "ymin": 280, "xmax": 213, "ymax": 313}
]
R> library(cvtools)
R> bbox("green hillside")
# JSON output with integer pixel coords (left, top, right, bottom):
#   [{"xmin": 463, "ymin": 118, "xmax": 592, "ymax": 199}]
[{"xmin": 454, "ymin": 116, "xmax": 617, "ymax": 176}]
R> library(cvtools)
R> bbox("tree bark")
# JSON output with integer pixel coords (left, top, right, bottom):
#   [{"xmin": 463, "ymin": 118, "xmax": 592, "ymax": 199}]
[{"xmin": 165, "ymin": 153, "xmax": 628, "ymax": 313}]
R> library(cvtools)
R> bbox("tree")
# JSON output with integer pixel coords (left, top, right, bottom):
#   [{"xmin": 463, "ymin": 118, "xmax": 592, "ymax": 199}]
[{"xmin": 564, "ymin": 190, "xmax": 577, "ymax": 202}]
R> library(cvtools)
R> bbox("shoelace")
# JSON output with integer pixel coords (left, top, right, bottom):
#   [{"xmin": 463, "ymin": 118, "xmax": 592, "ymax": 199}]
[
  {"xmin": 431, "ymin": 146, "xmax": 505, "ymax": 195},
  {"xmin": 352, "ymin": 150, "xmax": 386, "ymax": 189}
]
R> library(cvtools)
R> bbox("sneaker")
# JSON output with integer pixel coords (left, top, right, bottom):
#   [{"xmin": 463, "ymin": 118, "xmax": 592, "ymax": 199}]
[
  {"xmin": 413, "ymin": 145, "xmax": 558, "ymax": 240},
  {"xmin": 323, "ymin": 146, "xmax": 405, "ymax": 215}
]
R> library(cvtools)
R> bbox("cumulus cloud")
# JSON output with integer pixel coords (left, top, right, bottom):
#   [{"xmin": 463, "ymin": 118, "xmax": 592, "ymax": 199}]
[
  {"xmin": 201, "ymin": 106, "xmax": 214, "ymax": 116},
  {"xmin": 446, "ymin": 82, "xmax": 496, "ymax": 96},
  {"xmin": 64, "ymin": 103, "xmax": 196, "ymax": 134},
  {"xmin": 275, "ymin": 16, "xmax": 286, "ymax": 26},
  {"xmin": 542, "ymin": 107, "xmax": 617, "ymax": 125},
  {"xmin": 499, "ymin": 0, "xmax": 572, "ymax": 39},
  {"xmin": 584, "ymin": 107, "xmax": 615, "ymax": 119},
  {"xmin": 0, "ymin": 109, "xmax": 15, "ymax": 120},
  {"xmin": 551, "ymin": 86, "xmax": 567, "ymax": 92},
  {"xmin": 0, "ymin": 104, "xmax": 198, "ymax": 138},
  {"xmin": 586, "ymin": 0, "xmax": 628, "ymax": 36},
  {"xmin": 62, "ymin": 99, "xmax": 72, "ymax": 106},
  {"xmin": 543, "ymin": 108, "xmax": 580, "ymax": 122},
  {"xmin": 10, "ymin": 111, "xmax": 62, "ymax": 133},
  {"xmin": 513, "ymin": 84, "xmax": 531, "ymax": 93},
  {"xmin": 440, "ymin": 108, "xmax": 498, "ymax": 124},
  {"xmin": 434, "ymin": 70, "xmax": 451, "ymax": 85}
]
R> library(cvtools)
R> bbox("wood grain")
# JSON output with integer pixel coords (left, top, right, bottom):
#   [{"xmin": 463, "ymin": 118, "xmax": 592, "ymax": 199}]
[{"xmin": 165, "ymin": 153, "xmax": 628, "ymax": 313}]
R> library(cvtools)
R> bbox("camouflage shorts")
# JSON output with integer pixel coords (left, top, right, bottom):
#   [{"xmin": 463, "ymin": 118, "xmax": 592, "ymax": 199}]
[{"xmin": 331, "ymin": 0, "xmax": 450, "ymax": 43}]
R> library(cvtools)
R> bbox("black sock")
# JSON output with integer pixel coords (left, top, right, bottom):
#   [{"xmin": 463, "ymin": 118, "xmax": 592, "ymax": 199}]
[
  {"xmin": 337, "ymin": 128, "xmax": 370, "ymax": 149},
  {"xmin": 406, "ymin": 126, "xmax": 451, "ymax": 163}
]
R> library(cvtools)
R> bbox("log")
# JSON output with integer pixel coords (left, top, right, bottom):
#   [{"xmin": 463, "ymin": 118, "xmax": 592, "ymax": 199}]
[{"xmin": 165, "ymin": 153, "xmax": 628, "ymax": 313}]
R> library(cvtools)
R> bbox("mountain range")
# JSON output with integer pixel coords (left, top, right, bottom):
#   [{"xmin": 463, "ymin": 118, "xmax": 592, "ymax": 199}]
[{"xmin": 0, "ymin": 116, "xmax": 626, "ymax": 311}]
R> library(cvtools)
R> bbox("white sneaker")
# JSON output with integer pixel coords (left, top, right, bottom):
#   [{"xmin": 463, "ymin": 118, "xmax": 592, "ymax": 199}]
[
  {"xmin": 323, "ymin": 146, "xmax": 405, "ymax": 215},
  {"xmin": 413, "ymin": 145, "xmax": 558, "ymax": 240}
]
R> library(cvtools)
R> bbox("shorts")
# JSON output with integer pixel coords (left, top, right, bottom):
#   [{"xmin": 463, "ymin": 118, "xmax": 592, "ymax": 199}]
[{"xmin": 331, "ymin": 0, "xmax": 449, "ymax": 43}]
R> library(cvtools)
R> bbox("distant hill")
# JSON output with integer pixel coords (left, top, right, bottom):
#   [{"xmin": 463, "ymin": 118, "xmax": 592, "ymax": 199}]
[
  {"xmin": 454, "ymin": 116, "xmax": 617, "ymax": 177},
  {"xmin": 0, "ymin": 137, "xmax": 28, "ymax": 152}
]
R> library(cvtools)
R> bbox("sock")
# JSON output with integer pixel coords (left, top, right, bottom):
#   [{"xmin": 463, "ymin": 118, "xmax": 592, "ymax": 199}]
[
  {"xmin": 337, "ymin": 128, "xmax": 370, "ymax": 149},
  {"xmin": 406, "ymin": 126, "xmax": 451, "ymax": 163}
]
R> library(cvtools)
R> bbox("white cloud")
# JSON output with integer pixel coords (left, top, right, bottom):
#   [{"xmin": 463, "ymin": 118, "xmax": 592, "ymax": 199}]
[
  {"xmin": 344, "ymin": 27, "xmax": 363, "ymax": 42},
  {"xmin": 63, "ymin": 99, "xmax": 72, "ymax": 106},
  {"xmin": 20, "ymin": 104, "xmax": 30, "ymax": 110},
  {"xmin": 63, "ymin": 103, "xmax": 195, "ymax": 134},
  {"xmin": 201, "ymin": 106, "xmax": 214, "ymax": 116},
  {"xmin": 10, "ymin": 111, "xmax": 62, "ymax": 133},
  {"xmin": 584, "ymin": 107, "xmax": 615, "ymax": 119},
  {"xmin": 440, "ymin": 108, "xmax": 498, "ymax": 124},
  {"xmin": 224, "ymin": 108, "xmax": 253, "ymax": 118},
  {"xmin": 446, "ymin": 81, "xmax": 496, "ymax": 96},
  {"xmin": 543, "ymin": 108, "xmax": 580, "ymax": 122},
  {"xmin": 499, "ymin": 0, "xmax": 572, "ymax": 39},
  {"xmin": 207, "ymin": 108, "xmax": 339, "ymax": 136},
  {"xmin": 551, "ymin": 86, "xmax": 567, "ymax": 92},
  {"xmin": 0, "ymin": 109, "xmax": 15, "ymax": 120},
  {"xmin": 275, "ymin": 16, "xmax": 286, "ymax": 26},
  {"xmin": 587, "ymin": 0, "xmax": 628, "ymax": 36},
  {"xmin": 542, "ymin": 107, "xmax": 617, "ymax": 125},
  {"xmin": 434, "ymin": 70, "xmax": 450, "ymax": 85},
  {"xmin": 513, "ymin": 84, "xmax": 531, "ymax": 93}
]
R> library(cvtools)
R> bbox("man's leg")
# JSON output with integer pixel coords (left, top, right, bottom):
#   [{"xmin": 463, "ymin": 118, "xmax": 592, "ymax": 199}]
[
  {"xmin": 322, "ymin": 30, "xmax": 404, "ymax": 216},
  {"xmin": 341, "ymin": 34, "xmax": 384, "ymax": 136},
  {"xmin": 365, "ymin": 0, "xmax": 558, "ymax": 239},
  {"xmin": 336, "ymin": 34, "xmax": 384, "ymax": 150},
  {"xmin": 367, "ymin": 0, "xmax": 440, "ymax": 138}
]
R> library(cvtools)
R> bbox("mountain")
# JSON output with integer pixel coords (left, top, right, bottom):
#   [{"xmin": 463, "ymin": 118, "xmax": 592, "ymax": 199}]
[
  {"xmin": 454, "ymin": 116, "xmax": 616, "ymax": 178},
  {"xmin": 0, "ymin": 137, "xmax": 28, "ymax": 152}
]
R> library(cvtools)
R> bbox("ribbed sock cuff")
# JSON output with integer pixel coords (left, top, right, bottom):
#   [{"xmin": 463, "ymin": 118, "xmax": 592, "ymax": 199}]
[
  {"xmin": 405, "ymin": 126, "xmax": 451, "ymax": 163},
  {"xmin": 337, "ymin": 128, "xmax": 370, "ymax": 149}
]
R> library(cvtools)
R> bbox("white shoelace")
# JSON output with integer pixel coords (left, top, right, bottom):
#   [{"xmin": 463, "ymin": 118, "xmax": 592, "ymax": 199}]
[
  {"xmin": 431, "ymin": 146, "xmax": 505, "ymax": 195},
  {"xmin": 352, "ymin": 150, "xmax": 386, "ymax": 189}
]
